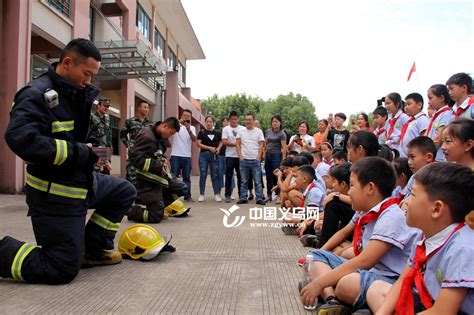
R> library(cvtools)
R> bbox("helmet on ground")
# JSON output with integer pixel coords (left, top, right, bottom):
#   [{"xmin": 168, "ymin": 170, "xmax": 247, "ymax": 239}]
[
  {"xmin": 164, "ymin": 198, "xmax": 191, "ymax": 217},
  {"xmin": 118, "ymin": 224, "xmax": 171, "ymax": 260}
]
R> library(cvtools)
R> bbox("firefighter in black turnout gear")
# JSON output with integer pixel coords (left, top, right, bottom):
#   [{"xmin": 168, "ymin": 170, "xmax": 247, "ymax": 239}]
[
  {"xmin": 0, "ymin": 39, "xmax": 137, "ymax": 285},
  {"xmin": 127, "ymin": 118, "xmax": 183, "ymax": 223}
]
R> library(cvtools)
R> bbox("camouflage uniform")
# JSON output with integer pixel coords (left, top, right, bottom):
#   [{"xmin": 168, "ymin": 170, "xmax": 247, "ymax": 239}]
[
  {"xmin": 89, "ymin": 112, "xmax": 112, "ymax": 147},
  {"xmin": 88, "ymin": 111, "xmax": 112, "ymax": 174},
  {"xmin": 120, "ymin": 117, "xmax": 153, "ymax": 186}
]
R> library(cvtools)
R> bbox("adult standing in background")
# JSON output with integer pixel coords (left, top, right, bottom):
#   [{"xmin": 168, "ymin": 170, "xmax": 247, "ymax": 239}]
[
  {"xmin": 236, "ymin": 113, "xmax": 266, "ymax": 205},
  {"xmin": 222, "ymin": 111, "xmax": 244, "ymax": 203},
  {"xmin": 197, "ymin": 115, "xmax": 222, "ymax": 202},
  {"xmin": 313, "ymin": 119, "xmax": 329, "ymax": 151},
  {"xmin": 288, "ymin": 121, "xmax": 316, "ymax": 153},
  {"xmin": 264, "ymin": 115, "xmax": 287, "ymax": 202},
  {"xmin": 170, "ymin": 109, "xmax": 197, "ymax": 202},
  {"xmin": 217, "ymin": 117, "xmax": 235, "ymax": 199},
  {"xmin": 88, "ymin": 96, "xmax": 113, "ymax": 175},
  {"xmin": 120, "ymin": 100, "xmax": 153, "ymax": 186}
]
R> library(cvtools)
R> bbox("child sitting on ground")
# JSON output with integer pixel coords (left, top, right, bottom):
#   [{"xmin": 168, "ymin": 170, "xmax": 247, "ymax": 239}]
[
  {"xmin": 399, "ymin": 136, "xmax": 436, "ymax": 206},
  {"xmin": 321, "ymin": 142, "xmax": 335, "ymax": 166},
  {"xmin": 425, "ymin": 84, "xmax": 453, "ymax": 161},
  {"xmin": 368, "ymin": 163, "xmax": 474, "ymax": 315},
  {"xmin": 446, "ymin": 72, "xmax": 474, "ymax": 120},
  {"xmin": 333, "ymin": 151, "xmax": 348, "ymax": 165},
  {"xmin": 312, "ymin": 163, "xmax": 354, "ymax": 252},
  {"xmin": 392, "ymin": 157, "xmax": 413, "ymax": 198},
  {"xmin": 373, "ymin": 106, "xmax": 389, "ymax": 144},
  {"xmin": 399, "ymin": 93, "xmax": 430, "ymax": 158},
  {"xmin": 273, "ymin": 157, "xmax": 293, "ymax": 205},
  {"xmin": 300, "ymin": 157, "xmax": 418, "ymax": 314}
]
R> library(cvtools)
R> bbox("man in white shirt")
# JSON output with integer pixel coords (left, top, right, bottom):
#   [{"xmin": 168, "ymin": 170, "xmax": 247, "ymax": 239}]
[
  {"xmin": 170, "ymin": 109, "xmax": 197, "ymax": 201},
  {"xmin": 236, "ymin": 113, "xmax": 265, "ymax": 205},
  {"xmin": 222, "ymin": 111, "xmax": 244, "ymax": 203}
]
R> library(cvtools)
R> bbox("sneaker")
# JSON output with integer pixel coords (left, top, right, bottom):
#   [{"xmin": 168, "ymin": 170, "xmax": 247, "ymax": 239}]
[
  {"xmin": 82, "ymin": 250, "xmax": 122, "ymax": 268},
  {"xmin": 184, "ymin": 197, "xmax": 194, "ymax": 202},
  {"xmin": 225, "ymin": 197, "xmax": 231, "ymax": 203},
  {"xmin": 215, "ymin": 194, "xmax": 222, "ymax": 202},
  {"xmin": 236, "ymin": 199, "xmax": 248, "ymax": 204},
  {"xmin": 248, "ymin": 193, "xmax": 254, "ymax": 200},
  {"xmin": 256, "ymin": 200, "xmax": 266, "ymax": 205},
  {"xmin": 230, "ymin": 195, "xmax": 235, "ymax": 200},
  {"xmin": 198, "ymin": 195, "xmax": 205, "ymax": 202},
  {"xmin": 317, "ymin": 297, "xmax": 351, "ymax": 315}
]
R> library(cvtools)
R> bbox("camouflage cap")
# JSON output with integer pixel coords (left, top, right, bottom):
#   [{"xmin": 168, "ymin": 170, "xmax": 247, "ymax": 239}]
[{"xmin": 98, "ymin": 96, "xmax": 111, "ymax": 106}]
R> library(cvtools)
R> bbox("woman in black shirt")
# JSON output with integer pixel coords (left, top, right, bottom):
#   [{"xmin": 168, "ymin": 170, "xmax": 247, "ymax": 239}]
[{"xmin": 197, "ymin": 115, "xmax": 222, "ymax": 202}]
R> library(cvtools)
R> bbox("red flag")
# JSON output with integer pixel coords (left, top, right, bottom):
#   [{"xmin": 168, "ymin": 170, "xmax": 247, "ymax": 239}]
[{"xmin": 407, "ymin": 61, "xmax": 416, "ymax": 81}]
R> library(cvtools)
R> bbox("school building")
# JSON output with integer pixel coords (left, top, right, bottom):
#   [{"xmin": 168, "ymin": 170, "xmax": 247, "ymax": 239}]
[{"xmin": 0, "ymin": 0, "xmax": 206, "ymax": 193}]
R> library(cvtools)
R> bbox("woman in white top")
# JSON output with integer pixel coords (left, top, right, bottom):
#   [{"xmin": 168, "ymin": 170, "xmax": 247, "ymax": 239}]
[{"xmin": 288, "ymin": 121, "xmax": 316, "ymax": 153}]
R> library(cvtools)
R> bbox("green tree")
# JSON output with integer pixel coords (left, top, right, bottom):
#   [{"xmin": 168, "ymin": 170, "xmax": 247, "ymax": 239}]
[{"xmin": 201, "ymin": 92, "xmax": 319, "ymax": 134}]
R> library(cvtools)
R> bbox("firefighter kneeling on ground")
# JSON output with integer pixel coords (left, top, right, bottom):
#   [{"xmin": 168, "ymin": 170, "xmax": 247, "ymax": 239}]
[
  {"xmin": 0, "ymin": 39, "xmax": 137, "ymax": 285},
  {"xmin": 127, "ymin": 117, "xmax": 190, "ymax": 223}
]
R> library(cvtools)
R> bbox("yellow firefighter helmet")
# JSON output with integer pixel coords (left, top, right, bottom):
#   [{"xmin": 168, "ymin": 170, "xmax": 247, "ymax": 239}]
[
  {"xmin": 164, "ymin": 199, "xmax": 191, "ymax": 217},
  {"xmin": 118, "ymin": 224, "xmax": 171, "ymax": 260}
]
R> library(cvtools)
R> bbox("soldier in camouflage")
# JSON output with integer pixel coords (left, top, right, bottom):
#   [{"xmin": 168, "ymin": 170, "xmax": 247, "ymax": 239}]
[
  {"xmin": 120, "ymin": 100, "xmax": 153, "ymax": 185},
  {"xmin": 88, "ymin": 96, "xmax": 113, "ymax": 175}
]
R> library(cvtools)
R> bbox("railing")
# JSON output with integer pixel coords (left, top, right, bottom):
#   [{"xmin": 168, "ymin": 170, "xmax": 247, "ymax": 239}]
[{"xmin": 46, "ymin": 0, "xmax": 72, "ymax": 19}]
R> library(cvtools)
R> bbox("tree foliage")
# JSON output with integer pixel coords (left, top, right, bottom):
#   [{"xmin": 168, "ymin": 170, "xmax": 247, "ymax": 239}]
[{"xmin": 201, "ymin": 92, "xmax": 319, "ymax": 134}]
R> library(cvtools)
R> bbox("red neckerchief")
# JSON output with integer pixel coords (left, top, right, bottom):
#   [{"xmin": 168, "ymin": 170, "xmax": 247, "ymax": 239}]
[
  {"xmin": 400, "ymin": 113, "xmax": 426, "ymax": 141},
  {"xmin": 353, "ymin": 198, "xmax": 399, "ymax": 256},
  {"xmin": 301, "ymin": 182, "xmax": 316, "ymax": 207},
  {"xmin": 395, "ymin": 223, "xmax": 465, "ymax": 315},
  {"xmin": 375, "ymin": 127, "xmax": 386, "ymax": 138},
  {"xmin": 387, "ymin": 112, "xmax": 403, "ymax": 137},
  {"xmin": 425, "ymin": 105, "xmax": 450, "ymax": 136},
  {"xmin": 454, "ymin": 97, "xmax": 474, "ymax": 118},
  {"xmin": 323, "ymin": 159, "xmax": 334, "ymax": 166}
]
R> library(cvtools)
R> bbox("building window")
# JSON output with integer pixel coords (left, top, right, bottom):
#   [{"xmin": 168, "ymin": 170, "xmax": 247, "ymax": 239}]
[
  {"xmin": 88, "ymin": 6, "xmax": 94, "ymax": 41},
  {"xmin": 47, "ymin": 0, "xmax": 72, "ymax": 18},
  {"xmin": 178, "ymin": 62, "xmax": 186, "ymax": 84},
  {"xmin": 136, "ymin": 4, "xmax": 151, "ymax": 41},
  {"xmin": 167, "ymin": 47, "xmax": 176, "ymax": 70},
  {"xmin": 154, "ymin": 27, "xmax": 165, "ymax": 59}
]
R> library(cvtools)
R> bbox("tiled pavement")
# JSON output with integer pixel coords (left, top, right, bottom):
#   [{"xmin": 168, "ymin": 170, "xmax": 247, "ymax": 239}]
[{"xmin": 0, "ymin": 176, "xmax": 311, "ymax": 314}]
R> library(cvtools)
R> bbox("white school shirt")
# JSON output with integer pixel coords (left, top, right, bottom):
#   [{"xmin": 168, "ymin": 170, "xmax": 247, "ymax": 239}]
[
  {"xmin": 452, "ymin": 97, "xmax": 474, "ymax": 120},
  {"xmin": 399, "ymin": 112, "xmax": 430, "ymax": 158},
  {"xmin": 349, "ymin": 198, "xmax": 420, "ymax": 277},
  {"xmin": 236, "ymin": 127, "xmax": 265, "ymax": 160},
  {"xmin": 222, "ymin": 125, "xmax": 244, "ymax": 158},
  {"xmin": 384, "ymin": 110, "xmax": 410, "ymax": 154},
  {"xmin": 408, "ymin": 224, "xmax": 474, "ymax": 314},
  {"xmin": 426, "ymin": 106, "xmax": 454, "ymax": 161},
  {"xmin": 171, "ymin": 124, "xmax": 196, "ymax": 158}
]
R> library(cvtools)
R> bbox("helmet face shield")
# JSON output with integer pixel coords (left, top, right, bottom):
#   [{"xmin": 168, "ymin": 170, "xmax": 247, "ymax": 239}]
[{"xmin": 118, "ymin": 224, "xmax": 171, "ymax": 260}]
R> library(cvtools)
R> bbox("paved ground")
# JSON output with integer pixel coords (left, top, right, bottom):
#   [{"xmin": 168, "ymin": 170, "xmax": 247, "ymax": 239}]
[{"xmin": 0, "ymin": 176, "xmax": 311, "ymax": 314}]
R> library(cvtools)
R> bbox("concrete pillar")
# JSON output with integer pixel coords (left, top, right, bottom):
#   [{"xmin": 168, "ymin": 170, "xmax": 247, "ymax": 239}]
[
  {"xmin": 0, "ymin": 0, "xmax": 32, "ymax": 193},
  {"xmin": 118, "ymin": 0, "xmax": 136, "ymax": 178},
  {"xmin": 165, "ymin": 71, "xmax": 179, "ymax": 118},
  {"xmin": 120, "ymin": 80, "xmax": 134, "ymax": 177},
  {"xmin": 71, "ymin": 0, "xmax": 89, "ymax": 38}
]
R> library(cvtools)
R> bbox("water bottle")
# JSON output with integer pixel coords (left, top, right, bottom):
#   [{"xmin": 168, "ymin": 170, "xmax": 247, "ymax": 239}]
[{"xmin": 301, "ymin": 254, "xmax": 316, "ymax": 310}]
